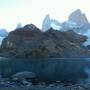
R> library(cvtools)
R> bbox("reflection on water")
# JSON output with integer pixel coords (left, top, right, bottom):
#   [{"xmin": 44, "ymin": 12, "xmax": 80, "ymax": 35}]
[{"xmin": 0, "ymin": 57, "xmax": 90, "ymax": 81}]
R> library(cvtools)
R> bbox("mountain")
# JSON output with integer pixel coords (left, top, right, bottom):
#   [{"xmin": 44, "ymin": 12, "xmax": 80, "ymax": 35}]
[
  {"xmin": 23, "ymin": 24, "xmax": 40, "ymax": 31},
  {"xmin": 0, "ymin": 29, "xmax": 8, "ymax": 45},
  {"xmin": 68, "ymin": 9, "xmax": 89, "ymax": 25},
  {"xmin": 0, "ymin": 37, "xmax": 5, "ymax": 45},
  {"xmin": 42, "ymin": 9, "xmax": 90, "ymax": 33},
  {"xmin": 42, "ymin": 14, "xmax": 51, "ymax": 32},
  {"xmin": 0, "ymin": 29, "xmax": 8, "ymax": 37},
  {"xmin": 0, "ymin": 24, "xmax": 90, "ymax": 58},
  {"xmin": 16, "ymin": 23, "xmax": 22, "ymax": 29},
  {"xmin": 42, "ymin": 14, "xmax": 62, "ymax": 31},
  {"xmin": 61, "ymin": 9, "xmax": 90, "ymax": 35}
]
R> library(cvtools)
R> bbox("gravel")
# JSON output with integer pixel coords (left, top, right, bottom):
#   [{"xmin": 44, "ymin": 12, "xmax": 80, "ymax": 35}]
[{"xmin": 0, "ymin": 78, "xmax": 89, "ymax": 90}]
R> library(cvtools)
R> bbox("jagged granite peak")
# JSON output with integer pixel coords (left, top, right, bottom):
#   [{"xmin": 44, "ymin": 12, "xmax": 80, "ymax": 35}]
[
  {"xmin": 42, "ymin": 14, "xmax": 62, "ymax": 31},
  {"xmin": 68, "ymin": 9, "xmax": 89, "ymax": 25},
  {"xmin": 82, "ymin": 13, "xmax": 89, "ymax": 25},
  {"xmin": 16, "ymin": 23, "xmax": 22, "ymax": 29},
  {"xmin": 42, "ymin": 14, "xmax": 51, "ymax": 32}
]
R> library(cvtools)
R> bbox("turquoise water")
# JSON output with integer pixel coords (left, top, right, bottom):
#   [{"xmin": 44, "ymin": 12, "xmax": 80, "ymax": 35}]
[{"xmin": 0, "ymin": 57, "xmax": 89, "ymax": 81}]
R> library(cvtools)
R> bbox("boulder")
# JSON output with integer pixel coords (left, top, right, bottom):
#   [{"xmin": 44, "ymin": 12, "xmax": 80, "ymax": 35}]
[{"xmin": 12, "ymin": 71, "xmax": 36, "ymax": 80}]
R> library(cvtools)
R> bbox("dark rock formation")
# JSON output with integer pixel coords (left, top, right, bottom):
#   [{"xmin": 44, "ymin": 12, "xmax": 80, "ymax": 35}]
[{"xmin": 0, "ymin": 24, "xmax": 90, "ymax": 58}]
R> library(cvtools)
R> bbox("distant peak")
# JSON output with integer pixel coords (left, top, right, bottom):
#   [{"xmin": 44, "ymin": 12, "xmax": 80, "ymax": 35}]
[
  {"xmin": 82, "ymin": 13, "xmax": 86, "ymax": 16},
  {"xmin": 75, "ymin": 9, "xmax": 82, "ymax": 13},
  {"xmin": 16, "ymin": 23, "xmax": 22, "ymax": 29},
  {"xmin": 42, "ymin": 14, "xmax": 51, "ymax": 32},
  {"xmin": 68, "ymin": 9, "xmax": 89, "ymax": 25},
  {"xmin": 45, "ymin": 14, "xmax": 50, "ymax": 18}
]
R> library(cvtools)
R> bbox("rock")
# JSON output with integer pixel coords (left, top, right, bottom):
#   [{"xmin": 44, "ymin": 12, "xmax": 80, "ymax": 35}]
[
  {"xmin": 12, "ymin": 71, "xmax": 36, "ymax": 80},
  {"xmin": 23, "ymin": 24, "xmax": 40, "ymax": 31},
  {"xmin": 21, "ymin": 80, "xmax": 32, "ymax": 86},
  {"xmin": 31, "ymin": 47, "xmax": 49, "ymax": 58}
]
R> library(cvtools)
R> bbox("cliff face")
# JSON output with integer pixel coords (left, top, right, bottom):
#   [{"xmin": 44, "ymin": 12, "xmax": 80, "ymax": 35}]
[{"xmin": 0, "ymin": 24, "xmax": 90, "ymax": 58}]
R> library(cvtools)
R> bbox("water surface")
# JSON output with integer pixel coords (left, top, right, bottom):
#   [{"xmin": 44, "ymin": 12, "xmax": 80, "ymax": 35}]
[{"xmin": 0, "ymin": 57, "xmax": 89, "ymax": 81}]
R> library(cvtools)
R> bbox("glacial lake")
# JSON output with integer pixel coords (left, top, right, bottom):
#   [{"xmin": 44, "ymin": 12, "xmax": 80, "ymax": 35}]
[{"xmin": 0, "ymin": 57, "xmax": 90, "ymax": 81}]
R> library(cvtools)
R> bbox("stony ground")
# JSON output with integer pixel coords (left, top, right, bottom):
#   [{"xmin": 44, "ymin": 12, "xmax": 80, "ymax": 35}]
[{"xmin": 0, "ymin": 78, "xmax": 89, "ymax": 90}]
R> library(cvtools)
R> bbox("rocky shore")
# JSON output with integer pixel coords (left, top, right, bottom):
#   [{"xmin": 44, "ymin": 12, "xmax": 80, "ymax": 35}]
[{"xmin": 0, "ymin": 77, "xmax": 89, "ymax": 90}]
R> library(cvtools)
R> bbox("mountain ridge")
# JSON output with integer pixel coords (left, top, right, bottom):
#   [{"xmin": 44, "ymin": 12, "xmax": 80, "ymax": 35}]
[
  {"xmin": 0, "ymin": 24, "xmax": 90, "ymax": 58},
  {"xmin": 42, "ymin": 9, "xmax": 90, "ymax": 33}
]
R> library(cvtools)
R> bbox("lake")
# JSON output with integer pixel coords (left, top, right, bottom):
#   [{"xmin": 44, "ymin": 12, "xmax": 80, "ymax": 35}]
[{"xmin": 0, "ymin": 57, "xmax": 90, "ymax": 81}]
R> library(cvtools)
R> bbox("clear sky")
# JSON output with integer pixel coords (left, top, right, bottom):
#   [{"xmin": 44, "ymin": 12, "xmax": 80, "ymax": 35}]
[{"xmin": 0, "ymin": 0, "xmax": 90, "ymax": 31}]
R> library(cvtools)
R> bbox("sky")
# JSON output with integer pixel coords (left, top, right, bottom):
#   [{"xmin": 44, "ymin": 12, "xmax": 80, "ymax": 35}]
[{"xmin": 0, "ymin": 0, "xmax": 90, "ymax": 31}]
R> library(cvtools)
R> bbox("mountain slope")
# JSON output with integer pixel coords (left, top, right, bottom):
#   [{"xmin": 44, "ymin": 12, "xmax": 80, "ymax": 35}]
[{"xmin": 0, "ymin": 24, "xmax": 90, "ymax": 58}]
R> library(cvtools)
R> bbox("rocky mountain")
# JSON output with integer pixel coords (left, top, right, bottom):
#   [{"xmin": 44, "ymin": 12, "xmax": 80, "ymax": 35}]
[
  {"xmin": 16, "ymin": 23, "xmax": 22, "ymax": 29},
  {"xmin": 42, "ymin": 14, "xmax": 62, "ymax": 31},
  {"xmin": 0, "ymin": 24, "xmax": 90, "ymax": 58},
  {"xmin": 68, "ymin": 9, "xmax": 89, "ymax": 26},
  {"xmin": 42, "ymin": 9, "xmax": 90, "ymax": 34},
  {"xmin": 42, "ymin": 14, "xmax": 51, "ymax": 32},
  {"xmin": 0, "ymin": 29, "xmax": 8, "ymax": 45},
  {"xmin": 61, "ymin": 9, "xmax": 90, "ymax": 34}
]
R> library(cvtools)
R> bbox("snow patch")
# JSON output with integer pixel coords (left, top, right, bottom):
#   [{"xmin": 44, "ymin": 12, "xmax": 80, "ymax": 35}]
[
  {"xmin": 51, "ymin": 23, "xmax": 62, "ymax": 30},
  {"xmin": 83, "ymin": 30, "xmax": 90, "ymax": 46}
]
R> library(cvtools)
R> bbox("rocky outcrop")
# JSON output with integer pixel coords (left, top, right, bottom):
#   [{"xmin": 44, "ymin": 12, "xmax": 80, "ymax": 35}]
[
  {"xmin": 0, "ymin": 24, "xmax": 90, "ymax": 58},
  {"xmin": 12, "ymin": 71, "xmax": 36, "ymax": 80}
]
